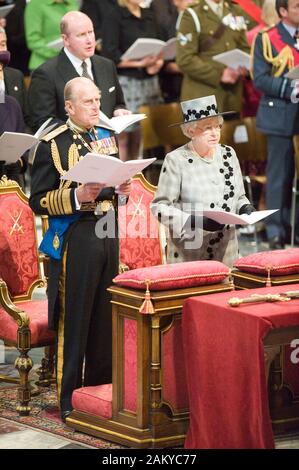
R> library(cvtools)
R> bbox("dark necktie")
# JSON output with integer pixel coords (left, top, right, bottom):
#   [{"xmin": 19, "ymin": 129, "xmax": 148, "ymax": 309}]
[
  {"xmin": 81, "ymin": 61, "xmax": 93, "ymax": 80},
  {"xmin": 294, "ymin": 29, "xmax": 299, "ymax": 49}
]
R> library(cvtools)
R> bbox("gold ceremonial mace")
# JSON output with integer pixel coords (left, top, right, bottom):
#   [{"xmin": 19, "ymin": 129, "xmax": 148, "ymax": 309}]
[{"xmin": 228, "ymin": 290, "xmax": 299, "ymax": 307}]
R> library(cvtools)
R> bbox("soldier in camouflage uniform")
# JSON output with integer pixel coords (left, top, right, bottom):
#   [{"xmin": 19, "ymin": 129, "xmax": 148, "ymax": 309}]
[{"xmin": 176, "ymin": 0, "xmax": 250, "ymax": 113}]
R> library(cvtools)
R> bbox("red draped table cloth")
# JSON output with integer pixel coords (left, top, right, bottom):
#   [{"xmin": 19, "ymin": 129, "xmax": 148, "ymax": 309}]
[{"xmin": 182, "ymin": 284, "xmax": 299, "ymax": 449}]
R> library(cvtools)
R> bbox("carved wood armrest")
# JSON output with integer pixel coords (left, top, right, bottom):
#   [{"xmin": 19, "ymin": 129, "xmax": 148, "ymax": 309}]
[{"xmin": 0, "ymin": 279, "xmax": 29, "ymax": 328}]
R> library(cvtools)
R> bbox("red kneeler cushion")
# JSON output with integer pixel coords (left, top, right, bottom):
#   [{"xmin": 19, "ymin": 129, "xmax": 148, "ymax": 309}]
[
  {"xmin": 234, "ymin": 248, "xmax": 299, "ymax": 276},
  {"xmin": 113, "ymin": 260, "xmax": 230, "ymax": 290},
  {"xmin": 72, "ymin": 384, "xmax": 112, "ymax": 419}
]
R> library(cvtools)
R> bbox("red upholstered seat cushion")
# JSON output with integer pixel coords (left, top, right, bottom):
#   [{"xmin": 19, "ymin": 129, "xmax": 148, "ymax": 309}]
[
  {"xmin": 234, "ymin": 248, "xmax": 299, "ymax": 276},
  {"xmin": 113, "ymin": 260, "xmax": 230, "ymax": 290},
  {"xmin": 0, "ymin": 299, "xmax": 54, "ymax": 345},
  {"xmin": 72, "ymin": 384, "xmax": 112, "ymax": 419}
]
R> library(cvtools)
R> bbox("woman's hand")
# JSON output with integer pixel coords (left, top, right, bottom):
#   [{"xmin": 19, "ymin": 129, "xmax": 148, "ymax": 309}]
[{"xmin": 146, "ymin": 58, "xmax": 164, "ymax": 75}]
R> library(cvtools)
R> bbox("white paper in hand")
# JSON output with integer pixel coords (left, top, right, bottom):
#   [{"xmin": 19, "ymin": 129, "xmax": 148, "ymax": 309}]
[
  {"xmin": 201, "ymin": 209, "xmax": 278, "ymax": 225},
  {"xmin": 213, "ymin": 48, "xmax": 250, "ymax": 70},
  {"xmin": 121, "ymin": 37, "xmax": 176, "ymax": 61},
  {"xmin": 61, "ymin": 154, "xmax": 156, "ymax": 186},
  {"xmin": 99, "ymin": 111, "xmax": 146, "ymax": 134},
  {"xmin": 191, "ymin": 209, "xmax": 278, "ymax": 225},
  {"xmin": 233, "ymin": 125, "xmax": 248, "ymax": 143},
  {"xmin": 0, "ymin": 4, "xmax": 14, "ymax": 18},
  {"xmin": 0, "ymin": 132, "xmax": 38, "ymax": 164},
  {"xmin": 47, "ymin": 37, "xmax": 63, "ymax": 50}
]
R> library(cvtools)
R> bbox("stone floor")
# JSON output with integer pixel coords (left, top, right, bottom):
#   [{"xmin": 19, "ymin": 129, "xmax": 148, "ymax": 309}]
[{"xmin": 0, "ymin": 227, "xmax": 298, "ymax": 449}]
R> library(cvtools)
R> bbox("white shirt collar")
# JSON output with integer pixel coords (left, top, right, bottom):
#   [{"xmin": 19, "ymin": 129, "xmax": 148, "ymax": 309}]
[{"xmin": 64, "ymin": 47, "xmax": 93, "ymax": 79}]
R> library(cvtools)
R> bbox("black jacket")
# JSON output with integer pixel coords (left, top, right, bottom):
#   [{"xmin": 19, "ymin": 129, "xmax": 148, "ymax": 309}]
[{"xmin": 28, "ymin": 49, "xmax": 126, "ymax": 131}]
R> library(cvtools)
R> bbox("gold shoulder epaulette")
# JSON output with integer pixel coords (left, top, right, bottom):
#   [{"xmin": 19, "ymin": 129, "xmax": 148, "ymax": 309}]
[{"xmin": 42, "ymin": 124, "xmax": 68, "ymax": 142}]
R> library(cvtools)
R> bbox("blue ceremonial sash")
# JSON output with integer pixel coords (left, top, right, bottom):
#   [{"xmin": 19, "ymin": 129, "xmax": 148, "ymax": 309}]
[{"xmin": 39, "ymin": 214, "xmax": 81, "ymax": 260}]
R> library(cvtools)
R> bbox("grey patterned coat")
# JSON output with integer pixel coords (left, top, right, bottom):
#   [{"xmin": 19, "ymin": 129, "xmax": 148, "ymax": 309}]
[{"xmin": 151, "ymin": 143, "xmax": 249, "ymax": 267}]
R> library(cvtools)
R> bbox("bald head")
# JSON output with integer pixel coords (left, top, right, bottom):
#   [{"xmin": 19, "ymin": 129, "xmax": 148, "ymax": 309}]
[
  {"xmin": 64, "ymin": 76, "xmax": 100, "ymax": 102},
  {"xmin": 61, "ymin": 11, "xmax": 95, "ymax": 60},
  {"xmin": 64, "ymin": 77, "xmax": 101, "ymax": 129}
]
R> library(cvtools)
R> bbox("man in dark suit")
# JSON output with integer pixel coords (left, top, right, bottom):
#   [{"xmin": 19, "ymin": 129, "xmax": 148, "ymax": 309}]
[
  {"xmin": 252, "ymin": 0, "xmax": 299, "ymax": 248},
  {"xmin": 28, "ymin": 11, "xmax": 127, "ymax": 132},
  {"xmin": 0, "ymin": 26, "xmax": 28, "ymax": 123}
]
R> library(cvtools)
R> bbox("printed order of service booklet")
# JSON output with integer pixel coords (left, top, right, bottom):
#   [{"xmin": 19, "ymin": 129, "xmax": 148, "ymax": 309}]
[{"xmin": 61, "ymin": 154, "xmax": 156, "ymax": 186}]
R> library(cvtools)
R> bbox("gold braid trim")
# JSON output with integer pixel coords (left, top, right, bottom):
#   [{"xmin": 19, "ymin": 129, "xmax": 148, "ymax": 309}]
[
  {"xmin": 262, "ymin": 32, "xmax": 294, "ymax": 77},
  {"xmin": 51, "ymin": 140, "xmax": 66, "ymax": 176}
]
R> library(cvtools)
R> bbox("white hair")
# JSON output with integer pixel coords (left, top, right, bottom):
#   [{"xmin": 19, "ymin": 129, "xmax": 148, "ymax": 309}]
[{"xmin": 181, "ymin": 115, "xmax": 223, "ymax": 138}]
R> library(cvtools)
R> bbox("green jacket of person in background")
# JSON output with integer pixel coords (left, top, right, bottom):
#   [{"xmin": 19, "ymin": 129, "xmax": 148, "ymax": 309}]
[{"xmin": 24, "ymin": 0, "xmax": 78, "ymax": 71}]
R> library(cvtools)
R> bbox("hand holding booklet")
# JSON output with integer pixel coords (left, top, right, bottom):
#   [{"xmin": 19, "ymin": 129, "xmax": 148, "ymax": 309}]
[
  {"xmin": 191, "ymin": 209, "xmax": 278, "ymax": 226},
  {"xmin": 121, "ymin": 37, "xmax": 177, "ymax": 61},
  {"xmin": 61, "ymin": 153, "xmax": 156, "ymax": 187},
  {"xmin": 0, "ymin": 118, "xmax": 56, "ymax": 164},
  {"xmin": 213, "ymin": 48, "xmax": 250, "ymax": 70},
  {"xmin": 99, "ymin": 111, "xmax": 146, "ymax": 134}
]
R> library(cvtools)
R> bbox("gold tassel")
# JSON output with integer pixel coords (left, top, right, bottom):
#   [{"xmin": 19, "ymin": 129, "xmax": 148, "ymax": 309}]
[
  {"xmin": 228, "ymin": 270, "xmax": 235, "ymax": 290},
  {"xmin": 139, "ymin": 279, "xmax": 155, "ymax": 315},
  {"xmin": 266, "ymin": 266, "xmax": 272, "ymax": 287}
]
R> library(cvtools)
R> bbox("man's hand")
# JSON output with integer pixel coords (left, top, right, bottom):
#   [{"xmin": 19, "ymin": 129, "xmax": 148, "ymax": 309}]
[
  {"xmin": 237, "ymin": 66, "xmax": 248, "ymax": 77},
  {"xmin": 76, "ymin": 183, "xmax": 104, "ymax": 203},
  {"xmin": 113, "ymin": 108, "xmax": 131, "ymax": 117},
  {"xmin": 115, "ymin": 180, "xmax": 131, "ymax": 197},
  {"xmin": 220, "ymin": 67, "xmax": 240, "ymax": 84}
]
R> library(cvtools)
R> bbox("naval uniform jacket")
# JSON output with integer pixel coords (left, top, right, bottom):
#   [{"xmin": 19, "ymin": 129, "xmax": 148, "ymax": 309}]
[
  {"xmin": 151, "ymin": 143, "xmax": 249, "ymax": 268},
  {"xmin": 29, "ymin": 124, "xmax": 117, "ymax": 329}
]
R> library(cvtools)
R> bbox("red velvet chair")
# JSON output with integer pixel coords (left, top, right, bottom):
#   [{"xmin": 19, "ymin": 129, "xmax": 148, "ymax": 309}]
[
  {"xmin": 0, "ymin": 176, "xmax": 55, "ymax": 415},
  {"xmin": 118, "ymin": 172, "xmax": 165, "ymax": 271}
]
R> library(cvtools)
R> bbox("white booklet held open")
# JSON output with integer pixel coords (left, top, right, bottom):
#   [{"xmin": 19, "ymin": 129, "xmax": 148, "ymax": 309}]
[
  {"xmin": 99, "ymin": 111, "xmax": 146, "ymax": 134},
  {"xmin": 191, "ymin": 209, "xmax": 278, "ymax": 225},
  {"xmin": 0, "ymin": 118, "xmax": 56, "ymax": 164},
  {"xmin": 0, "ymin": 4, "xmax": 14, "ymax": 18},
  {"xmin": 121, "ymin": 37, "xmax": 177, "ymax": 61},
  {"xmin": 61, "ymin": 154, "xmax": 156, "ymax": 186},
  {"xmin": 213, "ymin": 48, "xmax": 250, "ymax": 70},
  {"xmin": 47, "ymin": 37, "xmax": 64, "ymax": 50}
]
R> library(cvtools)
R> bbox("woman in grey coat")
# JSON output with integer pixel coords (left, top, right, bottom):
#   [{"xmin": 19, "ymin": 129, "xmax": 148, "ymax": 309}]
[{"xmin": 151, "ymin": 95, "xmax": 254, "ymax": 268}]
